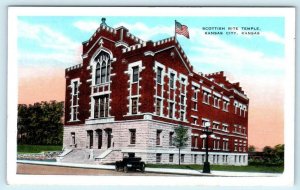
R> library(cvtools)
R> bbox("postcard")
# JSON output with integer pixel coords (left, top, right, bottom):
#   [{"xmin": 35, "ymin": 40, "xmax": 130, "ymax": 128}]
[{"xmin": 7, "ymin": 7, "xmax": 295, "ymax": 186}]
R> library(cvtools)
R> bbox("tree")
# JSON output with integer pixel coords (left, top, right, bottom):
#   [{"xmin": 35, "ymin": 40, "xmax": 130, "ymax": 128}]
[
  {"xmin": 17, "ymin": 101, "xmax": 64, "ymax": 145},
  {"xmin": 173, "ymin": 125, "xmax": 189, "ymax": 165},
  {"xmin": 248, "ymin": 145, "xmax": 256, "ymax": 152}
]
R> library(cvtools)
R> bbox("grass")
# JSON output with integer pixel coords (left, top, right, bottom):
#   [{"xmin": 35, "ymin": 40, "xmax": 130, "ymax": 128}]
[
  {"xmin": 146, "ymin": 163, "xmax": 284, "ymax": 173},
  {"xmin": 17, "ymin": 145, "xmax": 62, "ymax": 153}
]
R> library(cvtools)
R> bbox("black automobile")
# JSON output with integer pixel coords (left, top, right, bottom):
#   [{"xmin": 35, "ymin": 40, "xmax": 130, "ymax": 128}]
[{"xmin": 115, "ymin": 156, "xmax": 145, "ymax": 173}]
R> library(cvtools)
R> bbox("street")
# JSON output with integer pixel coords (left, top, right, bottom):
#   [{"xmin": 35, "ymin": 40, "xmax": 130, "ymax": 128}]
[{"xmin": 17, "ymin": 163, "xmax": 179, "ymax": 176}]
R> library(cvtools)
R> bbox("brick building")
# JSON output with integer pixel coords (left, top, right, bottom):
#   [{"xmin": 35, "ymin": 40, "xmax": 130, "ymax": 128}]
[{"xmin": 59, "ymin": 19, "xmax": 249, "ymax": 165}]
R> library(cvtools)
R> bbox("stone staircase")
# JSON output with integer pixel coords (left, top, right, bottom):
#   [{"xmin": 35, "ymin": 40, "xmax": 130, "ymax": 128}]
[
  {"xmin": 59, "ymin": 149, "xmax": 104, "ymax": 164},
  {"xmin": 58, "ymin": 148, "xmax": 122, "ymax": 164}
]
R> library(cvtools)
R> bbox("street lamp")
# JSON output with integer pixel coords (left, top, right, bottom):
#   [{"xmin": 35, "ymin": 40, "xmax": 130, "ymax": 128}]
[{"xmin": 202, "ymin": 121, "xmax": 213, "ymax": 173}]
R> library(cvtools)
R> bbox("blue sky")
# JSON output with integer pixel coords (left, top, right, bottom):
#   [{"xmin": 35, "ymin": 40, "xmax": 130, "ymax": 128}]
[{"xmin": 17, "ymin": 16, "xmax": 285, "ymax": 79}]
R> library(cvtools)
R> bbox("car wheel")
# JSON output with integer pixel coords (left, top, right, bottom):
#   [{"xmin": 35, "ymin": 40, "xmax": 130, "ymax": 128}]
[
  {"xmin": 141, "ymin": 163, "xmax": 145, "ymax": 173},
  {"xmin": 124, "ymin": 166, "xmax": 128, "ymax": 173}
]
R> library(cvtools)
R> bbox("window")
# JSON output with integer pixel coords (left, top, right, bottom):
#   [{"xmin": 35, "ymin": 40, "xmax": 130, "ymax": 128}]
[
  {"xmin": 94, "ymin": 95, "xmax": 109, "ymax": 118},
  {"xmin": 71, "ymin": 80, "xmax": 79, "ymax": 121},
  {"xmin": 234, "ymin": 125, "xmax": 237, "ymax": 132},
  {"xmin": 180, "ymin": 95, "xmax": 185, "ymax": 106},
  {"xmin": 213, "ymin": 96, "xmax": 220, "ymax": 108},
  {"xmin": 132, "ymin": 66, "xmax": 139, "ymax": 82},
  {"xmin": 129, "ymin": 129, "xmax": 136, "ymax": 144},
  {"xmin": 223, "ymin": 124, "xmax": 228, "ymax": 132},
  {"xmin": 193, "ymin": 89, "xmax": 198, "ymax": 100},
  {"xmin": 180, "ymin": 111, "xmax": 184, "ymax": 121},
  {"xmin": 213, "ymin": 123, "xmax": 219, "ymax": 129},
  {"xmin": 170, "ymin": 73, "xmax": 175, "ymax": 88},
  {"xmin": 234, "ymin": 144, "xmax": 238, "ymax": 151},
  {"xmin": 96, "ymin": 130, "xmax": 102, "ymax": 149},
  {"xmin": 202, "ymin": 138, "xmax": 206, "ymax": 149},
  {"xmin": 155, "ymin": 98, "xmax": 162, "ymax": 115},
  {"xmin": 157, "ymin": 67, "xmax": 163, "ymax": 84},
  {"xmin": 193, "ymin": 118, "xmax": 197, "ymax": 125},
  {"xmin": 169, "ymin": 132, "xmax": 174, "ymax": 146},
  {"xmin": 193, "ymin": 102, "xmax": 197, "ymax": 110},
  {"xmin": 169, "ymin": 154, "xmax": 174, "ymax": 162},
  {"xmin": 94, "ymin": 52, "xmax": 111, "ymax": 85},
  {"xmin": 168, "ymin": 102, "xmax": 174, "ymax": 118},
  {"xmin": 156, "ymin": 130, "xmax": 162, "ymax": 145},
  {"xmin": 156, "ymin": 153, "xmax": 162, "ymax": 163},
  {"xmin": 71, "ymin": 132, "xmax": 76, "ymax": 146},
  {"xmin": 101, "ymin": 62, "xmax": 106, "ymax": 83},
  {"xmin": 223, "ymin": 101, "xmax": 229, "ymax": 111},
  {"xmin": 203, "ymin": 91, "xmax": 209, "ymax": 104},
  {"xmin": 181, "ymin": 154, "xmax": 185, "ymax": 163},
  {"xmin": 95, "ymin": 63, "xmax": 101, "ymax": 85},
  {"xmin": 131, "ymin": 98, "xmax": 138, "ymax": 114},
  {"xmin": 194, "ymin": 155, "xmax": 197, "ymax": 164}
]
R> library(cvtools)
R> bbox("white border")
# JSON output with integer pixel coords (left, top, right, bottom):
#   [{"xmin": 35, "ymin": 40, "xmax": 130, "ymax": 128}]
[{"xmin": 7, "ymin": 7, "xmax": 295, "ymax": 186}]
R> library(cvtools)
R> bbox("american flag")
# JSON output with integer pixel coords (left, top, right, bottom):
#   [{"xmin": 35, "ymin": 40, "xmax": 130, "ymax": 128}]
[{"xmin": 175, "ymin": 20, "xmax": 190, "ymax": 39}]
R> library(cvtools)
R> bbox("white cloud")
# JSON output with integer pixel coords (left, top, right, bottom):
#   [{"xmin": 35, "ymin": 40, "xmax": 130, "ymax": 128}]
[
  {"xmin": 113, "ymin": 22, "xmax": 173, "ymax": 41},
  {"xmin": 188, "ymin": 28, "xmax": 284, "ymax": 77},
  {"xmin": 260, "ymin": 31, "xmax": 285, "ymax": 44},
  {"xmin": 73, "ymin": 21, "xmax": 99, "ymax": 32},
  {"xmin": 18, "ymin": 21, "xmax": 82, "ymax": 69}
]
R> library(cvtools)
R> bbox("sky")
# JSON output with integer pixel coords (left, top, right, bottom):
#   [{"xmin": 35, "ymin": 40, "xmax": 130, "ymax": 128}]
[{"xmin": 17, "ymin": 16, "xmax": 285, "ymax": 150}]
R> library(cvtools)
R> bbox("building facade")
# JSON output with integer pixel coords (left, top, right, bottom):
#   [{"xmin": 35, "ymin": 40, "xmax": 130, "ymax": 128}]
[{"xmin": 60, "ymin": 19, "xmax": 249, "ymax": 165}]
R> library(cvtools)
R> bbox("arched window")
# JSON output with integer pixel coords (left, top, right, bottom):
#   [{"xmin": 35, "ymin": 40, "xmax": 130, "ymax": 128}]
[
  {"xmin": 94, "ymin": 51, "xmax": 111, "ymax": 85},
  {"xmin": 95, "ymin": 63, "xmax": 101, "ymax": 85}
]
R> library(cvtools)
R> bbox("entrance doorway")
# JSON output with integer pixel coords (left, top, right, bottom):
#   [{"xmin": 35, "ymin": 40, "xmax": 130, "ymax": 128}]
[
  {"xmin": 87, "ymin": 130, "xmax": 93, "ymax": 149},
  {"xmin": 105, "ymin": 128, "xmax": 112, "ymax": 148}
]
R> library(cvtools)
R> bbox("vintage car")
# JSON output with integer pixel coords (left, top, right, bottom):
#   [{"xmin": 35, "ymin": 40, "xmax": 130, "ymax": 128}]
[{"xmin": 115, "ymin": 156, "xmax": 145, "ymax": 173}]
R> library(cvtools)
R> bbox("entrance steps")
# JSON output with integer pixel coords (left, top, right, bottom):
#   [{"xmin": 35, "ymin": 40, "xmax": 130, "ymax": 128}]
[{"xmin": 57, "ymin": 148, "xmax": 122, "ymax": 164}]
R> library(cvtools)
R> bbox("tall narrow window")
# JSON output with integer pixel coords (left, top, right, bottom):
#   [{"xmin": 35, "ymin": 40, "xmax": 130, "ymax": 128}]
[
  {"xmin": 129, "ymin": 129, "xmax": 136, "ymax": 144},
  {"xmin": 202, "ymin": 138, "xmax": 206, "ymax": 149},
  {"xmin": 96, "ymin": 130, "xmax": 102, "ymax": 149},
  {"xmin": 132, "ymin": 66, "xmax": 139, "ymax": 82},
  {"xmin": 169, "ymin": 102, "xmax": 174, "ymax": 118},
  {"xmin": 71, "ymin": 132, "xmax": 76, "ymax": 146},
  {"xmin": 181, "ymin": 154, "xmax": 185, "ymax": 163},
  {"xmin": 156, "ymin": 130, "xmax": 162, "ymax": 145},
  {"xmin": 95, "ymin": 63, "xmax": 101, "ymax": 85},
  {"xmin": 169, "ymin": 132, "xmax": 174, "ymax": 146},
  {"xmin": 106, "ymin": 62, "xmax": 111, "ymax": 82},
  {"xmin": 94, "ymin": 95, "xmax": 109, "ymax": 118},
  {"xmin": 101, "ymin": 62, "xmax": 106, "ymax": 83},
  {"xmin": 131, "ymin": 98, "xmax": 138, "ymax": 114},
  {"xmin": 71, "ymin": 80, "xmax": 79, "ymax": 121},
  {"xmin": 170, "ymin": 73, "xmax": 175, "ymax": 88},
  {"xmin": 157, "ymin": 67, "xmax": 162, "ymax": 84},
  {"xmin": 156, "ymin": 98, "xmax": 162, "ymax": 115},
  {"xmin": 156, "ymin": 153, "xmax": 162, "ymax": 163},
  {"xmin": 169, "ymin": 154, "xmax": 174, "ymax": 162}
]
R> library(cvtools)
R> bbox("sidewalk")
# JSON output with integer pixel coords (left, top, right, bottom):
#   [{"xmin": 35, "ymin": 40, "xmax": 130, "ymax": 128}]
[{"xmin": 17, "ymin": 160, "xmax": 281, "ymax": 177}]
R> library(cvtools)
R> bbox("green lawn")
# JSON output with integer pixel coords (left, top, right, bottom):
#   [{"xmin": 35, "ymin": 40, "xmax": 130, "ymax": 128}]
[
  {"xmin": 146, "ymin": 164, "xmax": 284, "ymax": 173},
  {"xmin": 17, "ymin": 145, "xmax": 62, "ymax": 153}
]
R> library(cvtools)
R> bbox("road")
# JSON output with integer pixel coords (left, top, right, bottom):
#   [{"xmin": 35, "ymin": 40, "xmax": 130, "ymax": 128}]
[{"xmin": 17, "ymin": 163, "xmax": 178, "ymax": 176}]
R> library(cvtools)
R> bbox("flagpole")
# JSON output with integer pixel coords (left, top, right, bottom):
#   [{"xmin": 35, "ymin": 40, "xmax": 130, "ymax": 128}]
[{"xmin": 174, "ymin": 20, "xmax": 177, "ymax": 39}]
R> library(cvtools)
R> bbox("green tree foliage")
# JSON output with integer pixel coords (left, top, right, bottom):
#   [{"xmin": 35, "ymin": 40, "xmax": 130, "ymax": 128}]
[
  {"xmin": 173, "ymin": 125, "xmax": 189, "ymax": 165},
  {"xmin": 262, "ymin": 144, "xmax": 284, "ymax": 165},
  {"xmin": 248, "ymin": 145, "xmax": 256, "ymax": 152},
  {"xmin": 249, "ymin": 144, "xmax": 284, "ymax": 166},
  {"xmin": 17, "ymin": 101, "xmax": 64, "ymax": 145}
]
